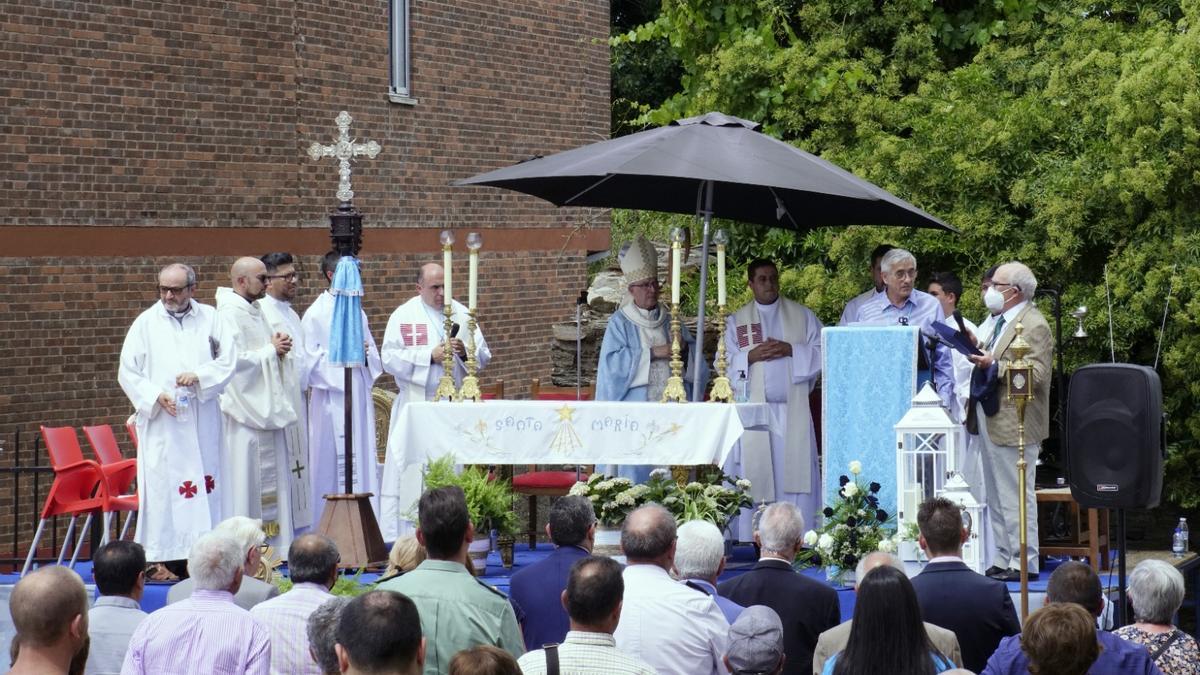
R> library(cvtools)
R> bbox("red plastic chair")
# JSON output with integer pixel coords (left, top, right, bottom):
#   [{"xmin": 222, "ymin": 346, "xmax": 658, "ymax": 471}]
[
  {"xmin": 21, "ymin": 426, "xmax": 106, "ymax": 576},
  {"xmin": 512, "ymin": 379, "xmax": 594, "ymax": 548},
  {"xmin": 82, "ymin": 424, "xmax": 139, "ymax": 542}
]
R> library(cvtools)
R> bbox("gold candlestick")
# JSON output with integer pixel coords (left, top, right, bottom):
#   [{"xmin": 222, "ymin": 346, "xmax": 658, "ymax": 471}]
[
  {"xmin": 710, "ymin": 304, "xmax": 733, "ymax": 402},
  {"xmin": 660, "ymin": 303, "xmax": 688, "ymax": 403},
  {"xmin": 458, "ymin": 309, "xmax": 482, "ymax": 401},
  {"xmin": 1005, "ymin": 323, "xmax": 1033, "ymax": 620},
  {"xmin": 434, "ymin": 304, "xmax": 459, "ymax": 402}
]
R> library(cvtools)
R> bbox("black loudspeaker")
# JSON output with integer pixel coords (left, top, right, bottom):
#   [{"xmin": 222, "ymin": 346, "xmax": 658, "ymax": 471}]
[{"xmin": 1065, "ymin": 364, "xmax": 1164, "ymax": 509}]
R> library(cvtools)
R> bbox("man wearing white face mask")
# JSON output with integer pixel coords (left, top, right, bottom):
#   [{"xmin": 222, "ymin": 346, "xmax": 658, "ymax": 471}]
[{"xmin": 966, "ymin": 262, "xmax": 1053, "ymax": 583}]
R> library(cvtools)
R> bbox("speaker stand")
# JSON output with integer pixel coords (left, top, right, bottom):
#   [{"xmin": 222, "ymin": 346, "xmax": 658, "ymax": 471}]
[{"xmin": 1117, "ymin": 508, "xmax": 1128, "ymax": 627}]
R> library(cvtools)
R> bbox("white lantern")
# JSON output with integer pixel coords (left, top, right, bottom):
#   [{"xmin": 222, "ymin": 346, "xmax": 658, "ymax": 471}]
[
  {"xmin": 894, "ymin": 382, "xmax": 961, "ymax": 560},
  {"xmin": 939, "ymin": 473, "xmax": 986, "ymax": 573}
]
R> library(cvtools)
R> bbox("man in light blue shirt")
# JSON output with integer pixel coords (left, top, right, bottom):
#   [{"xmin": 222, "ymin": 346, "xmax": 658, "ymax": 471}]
[
  {"xmin": 86, "ymin": 540, "xmax": 148, "ymax": 675},
  {"xmin": 850, "ymin": 248, "xmax": 955, "ymax": 409}
]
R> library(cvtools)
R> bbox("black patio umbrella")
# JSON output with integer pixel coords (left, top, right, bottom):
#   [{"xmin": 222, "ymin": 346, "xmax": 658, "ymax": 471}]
[{"xmin": 456, "ymin": 111, "xmax": 955, "ymax": 399}]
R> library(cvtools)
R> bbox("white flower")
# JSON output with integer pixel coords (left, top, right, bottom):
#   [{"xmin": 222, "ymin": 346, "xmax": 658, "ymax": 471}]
[
  {"xmin": 736, "ymin": 478, "xmax": 752, "ymax": 490},
  {"xmin": 843, "ymin": 481, "xmax": 860, "ymax": 497},
  {"xmin": 857, "ymin": 509, "xmax": 866, "ymax": 517},
  {"xmin": 849, "ymin": 460, "xmax": 862, "ymax": 475},
  {"xmin": 568, "ymin": 482, "xmax": 589, "ymax": 496},
  {"xmin": 614, "ymin": 477, "xmax": 633, "ymax": 487},
  {"xmin": 615, "ymin": 491, "xmax": 636, "ymax": 506},
  {"xmin": 817, "ymin": 533, "xmax": 835, "ymax": 553},
  {"xmin": 686, "ymin": 482, "xmax": 703, "ymax": 490},
  {"xmin": 877, "ymin": 538, "xmax": 897, "ymax": 554},
  {"xmin": 663, "ymin": 495, "xmax": 679, "ymax": 505},
  {"xmin": 649, "ymin": 468, "xmax": 671, "ymax": 480},
  {"xmin": 803, "ymin": 530, "xmax": 819, "ymax": 546}
]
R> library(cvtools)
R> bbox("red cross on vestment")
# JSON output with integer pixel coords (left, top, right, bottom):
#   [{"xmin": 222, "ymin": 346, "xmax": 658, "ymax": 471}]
[
  {"xmin": 399, "ymin": 323, "xmax": 429, "ymax": 346},
  {"xmin": 735, "ymin": 323, "xmax": 763, "ymax": 349},
  {"xmin": 178, "ymin": 481, "xmax": 198, "ymax": 499}
]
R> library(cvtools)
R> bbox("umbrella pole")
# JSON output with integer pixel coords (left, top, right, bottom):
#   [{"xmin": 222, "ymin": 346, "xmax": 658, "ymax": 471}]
[
  {"xmin": 344, "ymin": 368, "xmax": 353, "ymax": 495},
  {"xmin": 691, "ymin": 181, "xmax": 714, "ymax": 402}
]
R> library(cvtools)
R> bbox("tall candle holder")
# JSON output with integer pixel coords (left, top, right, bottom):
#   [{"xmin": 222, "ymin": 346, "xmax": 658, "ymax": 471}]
[
  {"xmin": 459, "ymin": 232, "xmax": 483, "ymax": 402},
  {"xmin": 661, "ymin": 228, "xmax": 688, "ymax": 403},
  {"xmin": 709, "ymin": 229, "xmax": 733, "ymax": 402},
  {"xmin": 434, "ymin": 230, "xmax": 459, "ymax": 402}
]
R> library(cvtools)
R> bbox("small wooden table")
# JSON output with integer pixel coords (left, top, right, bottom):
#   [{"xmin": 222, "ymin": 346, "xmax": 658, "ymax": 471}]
[{"xmin": 1036, "ymin": 487, "xmax": 1110, "ymax": 571}]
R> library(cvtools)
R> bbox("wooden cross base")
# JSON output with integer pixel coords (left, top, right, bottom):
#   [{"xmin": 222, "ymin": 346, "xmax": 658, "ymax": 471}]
[{"xmin": 316, "ymin": 493, "xmax": 389, "ymax": 569}]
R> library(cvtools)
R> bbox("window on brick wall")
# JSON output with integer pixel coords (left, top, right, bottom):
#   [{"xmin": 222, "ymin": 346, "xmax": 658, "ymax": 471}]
[{"xmin": 389, "ymin": 0, "xmax": 416, "ymax": 104}]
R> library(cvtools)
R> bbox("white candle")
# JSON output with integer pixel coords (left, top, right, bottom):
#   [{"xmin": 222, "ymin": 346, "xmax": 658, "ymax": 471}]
[
  {"xmin": 468, "ymin": 249, "xmax": 479, "ymax": 310},
  {"xmin": 717, "ymin": 246, "xmax": 727, "ymax": 306},
  {"xmin": 671, "ymin": 243, "xmax": 681, "ymax": 305},
  {"xmin": 443, "ymin": 246, "xmax": 453, "ymax": 306}
]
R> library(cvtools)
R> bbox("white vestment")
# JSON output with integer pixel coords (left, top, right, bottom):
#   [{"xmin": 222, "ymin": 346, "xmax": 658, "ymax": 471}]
[
  {"xmin": 722, "ymin": 298, "xmax": 822, "ymax": 534},
  {"xmin": 260, "ymin": 294, "xmax": 319, "ymax": 538},
  {"xmin": 378, "ymin": 296, "xmax": 491, "ymax": 540},
  {"xmin": 118, "ymin": 301, "xmax": 236, "ymax": 561},
  {"xmin": 301, "ymin": 290, "xmax": 383, "ymax": 527},
  {"xmin": 215, "ymin": 287, "xmax": 304, "ymax": 551}
]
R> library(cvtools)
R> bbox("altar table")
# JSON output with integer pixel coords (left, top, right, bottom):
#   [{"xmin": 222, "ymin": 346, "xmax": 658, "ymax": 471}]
[{"xmin": 378, "ymin": 401, "xmax": 768, "ymax": 538}]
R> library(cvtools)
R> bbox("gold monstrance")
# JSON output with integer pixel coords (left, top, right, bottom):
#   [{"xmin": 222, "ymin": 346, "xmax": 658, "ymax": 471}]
[{"xmin": 1005, "ymin": 323, "xmax": 1033, "ymax": 620}]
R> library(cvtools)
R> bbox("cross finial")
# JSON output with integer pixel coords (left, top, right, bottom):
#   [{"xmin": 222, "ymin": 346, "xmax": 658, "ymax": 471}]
[{"xmin": 307, "ymin": 110, "xmax": 381, "ymax": 203}]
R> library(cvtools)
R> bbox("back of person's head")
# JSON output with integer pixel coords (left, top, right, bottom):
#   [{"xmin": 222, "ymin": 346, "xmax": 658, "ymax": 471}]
[
  {"xmin": 565, "ymin": 556, "xmax": 624, "ymax": 627},
  {"xmin": 1127, "ymin": 558, "xmax": 1186, "ymax": 625},
  {"xmin": 385, "ymin": 535, "xmax": 427, "ymax": 577},
  {"xmin": 927, "ymin": 271, "xmax": 964, "ymax": 303},
  {"xmin": 548, "ymin": 495, "xmax": 595, "ymax": 547},
  {"xmin": 757, "ymin": 502, "xmax": 804, "ymax": 555},
  {"xmin": 307, "ymin": 596, "xmax": 351, "ymax": 675},
  {"xmin": 620, "ymin": 503, "xmax": 676, "ymax": 562},
  {"xmin": 447, "ymin": 645, "xmax": 521, "ymax": 675},
  {"xmin": 835, "ymin": 565, "xmax": 936, "ymax": 675},
  {"xmin": 188, "ymin": 532, "xmax": 245, "ymax": 591},
  {"xmin": 853, "ymin": 551, "xmax": 906, "ymax": 584},
  {"xmin": 336, "ymin": 591, "xmax": 423, "ymax": 674},
  {"xmin": 9, "ymin": 566, "xmax": 89, "ymax": 649},
  {"xmin": 1046, "ymin": 561, "xmax": 1103, "ymax": 616},
  {"xmin": 418, "ymin": 486, "xmax": 471, "ymax": 559},
  {"xmin": 321, "ymin": 250, "xmax": 342, "ymax": 282},
  {"xmin": 916, "ymin": 497, "xmax": 964, "ymax": 557},
  {"xmin": 725, "ymin": 605, "xmax": 785, "ymax": 675},
  {"xmin": 675, "ymin": 520, "xmax": 725, "ymax": 580},
  {"xmin": 1021, "ymin": 603, "xmax": 1102, "ymax": 675},
  {"xmin": 288, "ymin": 533, "xmax": 340, "ymax": 585},
  {"xmin": 213, "ymin": 515, "xmax": 266, "ymax": 553},
  {"xmin": 93, "ymin": 540, "xmax": 145, "ymax": 597}
]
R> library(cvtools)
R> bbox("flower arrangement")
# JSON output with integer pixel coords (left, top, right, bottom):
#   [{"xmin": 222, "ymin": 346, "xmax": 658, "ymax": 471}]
[
  {"xmin": 569, "ymin": 467, "xmax": 752, "ymax": 529},
  {"xmin": 796, "ymin": 460, "xmax": 894, "ymax": 583}
]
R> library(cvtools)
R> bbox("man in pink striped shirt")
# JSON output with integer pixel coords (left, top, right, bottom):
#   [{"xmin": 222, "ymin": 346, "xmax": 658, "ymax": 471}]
[
  {"xmin": 250, "ymin": 533, "xmax": 340, "ymax": 674},
  {"xmin": 121, "ymin": 532, "xmax": 271, "ymax": 674}
]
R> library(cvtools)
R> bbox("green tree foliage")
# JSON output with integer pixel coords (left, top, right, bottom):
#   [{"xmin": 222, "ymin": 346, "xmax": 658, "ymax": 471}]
[{"xmin": 611, "ymin": 0, "xmax": 1200, "ymax": 507}]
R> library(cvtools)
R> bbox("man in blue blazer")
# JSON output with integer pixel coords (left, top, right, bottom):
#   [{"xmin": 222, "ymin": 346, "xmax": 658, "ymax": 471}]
[
  {"xmin": 509, "ymin": 495, "xmax": 596, "ymax": 650},
  {"xmin": 717, "ymin": 502, "xmax": 839, "ymax": 675},
  {"xmin": 910, "ymin": 497, "xmax": 1020, "ymax": 673}
]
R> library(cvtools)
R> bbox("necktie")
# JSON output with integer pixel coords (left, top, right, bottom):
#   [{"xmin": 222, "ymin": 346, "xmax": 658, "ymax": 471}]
[{"xmin": 989, "ymin": 315, "xmax": 1007, "ymax": 350}]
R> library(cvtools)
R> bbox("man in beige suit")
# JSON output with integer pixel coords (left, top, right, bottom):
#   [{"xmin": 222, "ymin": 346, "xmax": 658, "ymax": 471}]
[
  {"xmin": 812, "ymin": 552, "xmax": 961, "ymax": 674},
  {"xmin": 968, "ymin": 261, "xmax": 1053, "ymax": 582}
]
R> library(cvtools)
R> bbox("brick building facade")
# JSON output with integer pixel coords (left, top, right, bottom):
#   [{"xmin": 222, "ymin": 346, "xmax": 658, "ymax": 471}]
[{"xmin": 0, "ymin": 0, "xmax": 610, "ymax": 561}]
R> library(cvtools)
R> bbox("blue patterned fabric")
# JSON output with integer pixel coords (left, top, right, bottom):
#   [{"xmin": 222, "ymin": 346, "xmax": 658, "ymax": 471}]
[
  {"xmin": 821, "ymin": 327, "xmax": 918, "ymax": 524},
  {"xmin": 329, "ymin": 256, "xmax": 365, "ymax": 368}
]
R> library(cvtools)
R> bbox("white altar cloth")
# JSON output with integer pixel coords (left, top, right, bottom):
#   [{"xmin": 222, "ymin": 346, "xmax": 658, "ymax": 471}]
[{"xmin": 378, "ymin": 401, "xmax": 768, "ymax": 537}]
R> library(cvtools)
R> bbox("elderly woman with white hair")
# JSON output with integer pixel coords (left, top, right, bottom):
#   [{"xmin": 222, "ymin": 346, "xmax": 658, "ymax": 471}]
[{"xmin": 1113, "ymin": 559, "xmax": 1200, "ymax": 674}]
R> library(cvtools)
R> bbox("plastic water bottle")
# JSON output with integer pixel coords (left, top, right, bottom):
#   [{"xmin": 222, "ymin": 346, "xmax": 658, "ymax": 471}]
[
  {"xmin": 175, "ymin": 386, "xmax": 192, "ymax": 423},
  {"xmin": 735, "ymin": 371, "xmax": 749, "ymax": 403},
  {"xmin": 1173, "ymin": 518, "xmax": 1189, "ymax": 558}
]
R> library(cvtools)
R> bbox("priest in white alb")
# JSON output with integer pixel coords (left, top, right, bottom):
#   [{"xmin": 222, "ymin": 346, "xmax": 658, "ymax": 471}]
[
  {"xmin": 378, "ymin": 261, "xmax": 491, "ymax": 539},
  {"xmin": 301, "ymin": 250, "xmax": 383, "ymax": 527},
  {"xmin": 216, "ymin": 256, "xmax": 306, "ymax": 553},
  {"xmin": 118, "ymin": 263, "xmax": 236, "ymax": 565},
  {"xmin": 259, "ymin": 251, "xmax": 319, "ymax": 536},
  {"xmin": 722, "ymin": 259, "xmax": 823, "ymax": 533}
]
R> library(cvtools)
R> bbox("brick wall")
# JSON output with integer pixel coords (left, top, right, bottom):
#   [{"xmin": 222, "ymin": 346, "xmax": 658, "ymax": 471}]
[{"xmin": 0, "ymin": 0, "xmax": 611, "ymax": 563}]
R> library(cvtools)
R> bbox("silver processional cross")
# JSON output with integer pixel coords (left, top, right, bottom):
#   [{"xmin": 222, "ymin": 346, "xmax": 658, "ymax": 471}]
[{"xmin": 306, "ymin": 110, "xmax": 381, "ymax": 203}]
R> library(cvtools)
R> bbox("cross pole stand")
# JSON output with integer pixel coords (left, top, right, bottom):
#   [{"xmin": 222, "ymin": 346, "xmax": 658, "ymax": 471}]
[{"xmin": 308, "ymin": 110, "xmax": 387, "ymax": 569}]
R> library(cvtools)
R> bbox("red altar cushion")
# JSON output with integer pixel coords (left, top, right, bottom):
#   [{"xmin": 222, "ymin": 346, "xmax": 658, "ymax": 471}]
[{"xmin": 512, "ymin": 471, "xmax": 588, "ymax": 490}]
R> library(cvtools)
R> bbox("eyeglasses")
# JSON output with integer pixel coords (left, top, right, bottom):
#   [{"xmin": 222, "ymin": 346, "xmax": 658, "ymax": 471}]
[
  {"xmin": 256, "ymin": 274, "xmax": 269, "ymax": 284},
  {"xmin": 266, "ymin": 272, "xmax": 299, "ymax": 282},
  {"xmin": 889, "ymin": 269, "xmax": 918, "ymax": 280},
  {"xmin": 157, "ymin": 285, "xmax": 194, "ymax": 295},
  {"xmin": 629, "ymin": 280, "xmax": 661, "ymax": 291}
]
